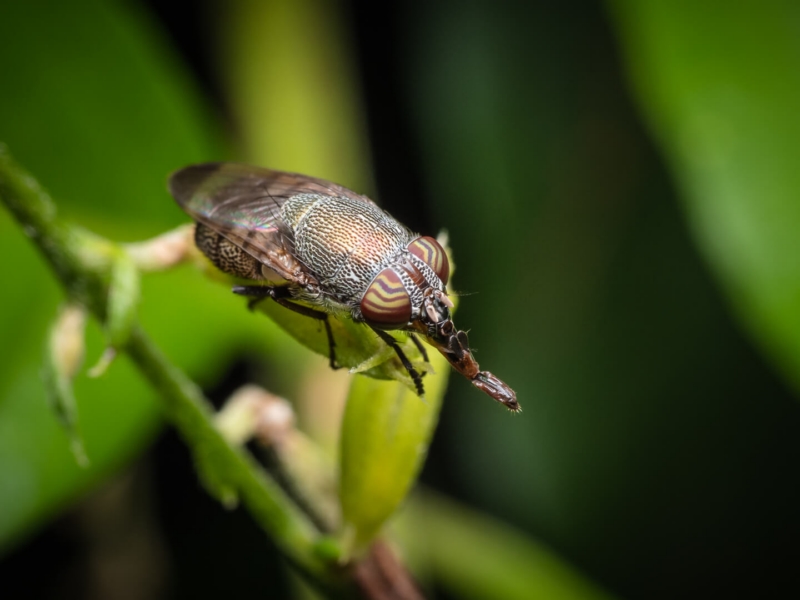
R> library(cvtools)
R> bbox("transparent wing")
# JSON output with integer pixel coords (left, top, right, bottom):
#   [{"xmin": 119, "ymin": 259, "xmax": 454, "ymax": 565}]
[{"xmin": 168, "ymin": 162, "xmax": 375, "ymax": 281}]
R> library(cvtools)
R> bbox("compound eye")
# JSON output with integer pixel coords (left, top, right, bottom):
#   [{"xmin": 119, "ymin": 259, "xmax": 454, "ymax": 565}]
[
  {"xmin": 408, "ymin": 236, "xmax": 450, "ymax": 285},
  {"xmin": 361, "ymin": 268, "xmax": 412, "ymax": 328}
]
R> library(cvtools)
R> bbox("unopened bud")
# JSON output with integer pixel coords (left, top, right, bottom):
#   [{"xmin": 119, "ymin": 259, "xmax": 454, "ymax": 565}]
[
  {"xmin": 215, "ymin": 385, "xmax": 295, "ymax": 447},
  {"xmin": 51, "ymin": 304, "xmax": 87, "ymax": 378}
]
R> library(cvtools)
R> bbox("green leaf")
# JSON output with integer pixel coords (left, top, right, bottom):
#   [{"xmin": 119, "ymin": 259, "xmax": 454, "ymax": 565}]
[
  {"xmin": 609, "ymin": 1, "xmax": 800, "ymax": 394},
  {"xmin": 398, "ymin": 491, "xmax": 616, "ymax": 600},
  {"xmin": 255, "ymin": 300, "xmax": 429, "ymax": 389},
  {"xmin": 218, "ymin": 0, "xmax": 372, "ymax": 189},
  {"xmin": 339, "ymin": 349, "xmax": 449, "ymax": 552}
]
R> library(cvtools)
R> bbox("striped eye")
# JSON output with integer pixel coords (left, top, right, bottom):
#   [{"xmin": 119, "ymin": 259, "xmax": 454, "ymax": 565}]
[
  {"xmin": 360, "ymin": 268, "xmax": 412, "ymax": 328},
  {"xmin": 408, "ymin": 236, "xmax": 449, "ymax": 285}
]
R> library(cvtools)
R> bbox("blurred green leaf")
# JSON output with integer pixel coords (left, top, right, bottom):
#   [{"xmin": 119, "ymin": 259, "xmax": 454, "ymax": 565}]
[
  {"xmin": 256, "ymin": 299, "xmax": 429, "ymax": 388},
  {"xmin": 0, "ymin": 2, "xmax": 220, "ymax": 235},
  {"xmin": 339, "ymin": 349, "xmax": 449, "ymax": 551},
  {"xmin": 218, "ymin": 0, "xmax": 372, "ymax": 190},
  {"xmin": 401, "ymin": 10, "xmax": 800, "ymax": 593},
  {"xmin": 398, "ymin": 491, "xmax": 616, "ymax": 600},
  {"xmin": 609, "ymin": 1, "xmax": 800, "ymax": 394}
]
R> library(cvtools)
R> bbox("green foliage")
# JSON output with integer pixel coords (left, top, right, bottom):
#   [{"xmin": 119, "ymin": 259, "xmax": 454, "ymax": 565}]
[
  {"xmin": 399, "ymin": 5, "xmax": 800, "ymax": 595},
  {"xmin": 256, "ymin": 299, "xmax": 431, "ymax": 388},
  {"xmin": 400, "ymin": 491, "xmax": 615, "ymax": 600},
  {"xmin": 339, "ymin": 351, "xmax": 448, "ymax": 552},
  {"xmin": 610, "ymin": 1, "xmax": 800, "ymax": 393},
  {"xmin": 124, "ymin": 330, "xmax": 326, "ymax": 578}
]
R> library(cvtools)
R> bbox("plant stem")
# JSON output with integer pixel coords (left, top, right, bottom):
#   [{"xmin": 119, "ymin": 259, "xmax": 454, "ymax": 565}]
[{"xmin": 125, "ymin": 327, "xmax": 327, "ymax": 576}]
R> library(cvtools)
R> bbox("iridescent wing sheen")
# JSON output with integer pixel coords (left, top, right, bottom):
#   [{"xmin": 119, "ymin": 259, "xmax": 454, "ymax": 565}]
[{"xmin": 168, "ymin": 162, "xmax": 376, "ymax": 281}]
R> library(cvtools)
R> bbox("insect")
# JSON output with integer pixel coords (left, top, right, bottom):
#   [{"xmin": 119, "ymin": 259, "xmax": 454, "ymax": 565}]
[{"xmin": 169, "ymin": 163, "xmax": 519, "ymax": 412}]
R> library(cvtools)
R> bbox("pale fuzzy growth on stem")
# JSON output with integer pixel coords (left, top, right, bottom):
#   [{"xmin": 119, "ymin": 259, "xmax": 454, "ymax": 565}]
[
  {"xmin": 124, "ymin": 224, "xmax": 197, "ymax": 272},
  {"xmin": 214, "ymin": 384, "xmax": 341, "ymax": 532},
  {"xmin": 214, "ymin": 385, "xmax": 295, "ymax": 447},
  {"xmin": 50, "ymin": 303, "xmax": 87, "ymax": 378},
  {"xmin": 45, "ymin": 303, "xmax": 90, "ymax": 467}
]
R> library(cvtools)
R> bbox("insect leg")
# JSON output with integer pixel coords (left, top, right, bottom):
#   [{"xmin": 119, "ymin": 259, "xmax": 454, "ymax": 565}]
[
  {"xmin": 408, "ymin": 332, "xmax": 429, "ymax": 363},
  {"xmin": 370, "ymin": 327, "xmax": 425, "ymax": 396},
  {"xmin": 230, "ymin": 285, "xmax": 273, "ymax": 311},
  {"xmin": 233, "ymin": 285, "xmax": 340, "ymax": 370}
]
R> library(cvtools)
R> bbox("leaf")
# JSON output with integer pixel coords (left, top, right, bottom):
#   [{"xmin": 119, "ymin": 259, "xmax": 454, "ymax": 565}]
[
  {"xmin": 339, "ymin": 349, "xmax": 449, "ymax": 552},
  {"xmin": 255, "ymin": 300, "xmax": 429, "ymax": 389},
  {"xmin": 609, "ymin": 1, "xmax": 800, "ymax": 394},
  {"xmin": 397, "ymin": 491, "xmax": 617, "ymax": 600}
]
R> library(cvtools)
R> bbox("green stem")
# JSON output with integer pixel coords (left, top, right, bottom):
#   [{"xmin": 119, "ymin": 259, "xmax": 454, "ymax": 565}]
[
  {"xmin": 0, "ymin": 146, "xmax": 111, "ymax": 315},
  {"xmin": 125, "ymin": 328, "xmax": 325, "ymax": 574}
]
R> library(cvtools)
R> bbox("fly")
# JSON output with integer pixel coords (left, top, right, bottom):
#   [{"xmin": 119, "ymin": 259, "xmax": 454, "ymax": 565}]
[{"xmin": 169, "ymin": 163, "xmax": 519, "ymax": 412}]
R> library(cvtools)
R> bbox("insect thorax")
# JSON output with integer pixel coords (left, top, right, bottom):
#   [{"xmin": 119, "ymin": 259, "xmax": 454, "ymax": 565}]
[{"xmin": 281, "ymin": 194, "xmax": 413, "ymax": 304}]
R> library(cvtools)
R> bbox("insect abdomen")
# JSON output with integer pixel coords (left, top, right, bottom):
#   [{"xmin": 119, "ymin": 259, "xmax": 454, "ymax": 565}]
[{"xmin": 195, "ymin": 223, "xmax": 263, "ymax": 280}]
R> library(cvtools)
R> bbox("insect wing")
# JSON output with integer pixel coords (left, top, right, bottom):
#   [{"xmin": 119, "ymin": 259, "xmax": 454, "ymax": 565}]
[{"xmin": 169, "ymin": 163, "xmax": 375, "ymax": 281}]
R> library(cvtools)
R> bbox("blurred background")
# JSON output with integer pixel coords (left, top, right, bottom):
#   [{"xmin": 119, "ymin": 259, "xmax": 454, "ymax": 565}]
[{"xmin": 2, "ymin": 0, "xmax": 800, "ymax": 598}]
